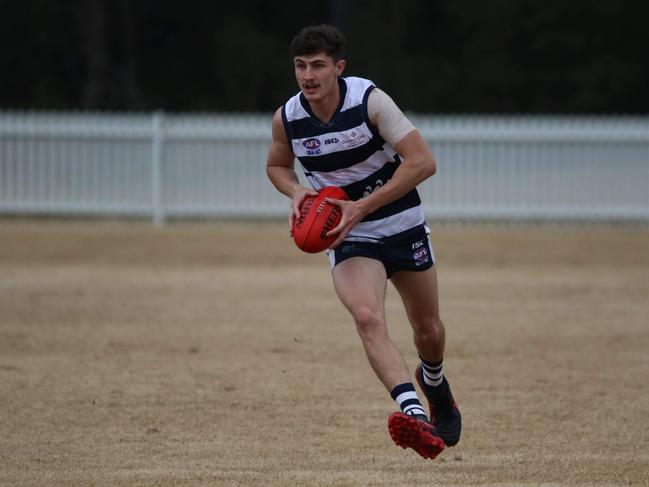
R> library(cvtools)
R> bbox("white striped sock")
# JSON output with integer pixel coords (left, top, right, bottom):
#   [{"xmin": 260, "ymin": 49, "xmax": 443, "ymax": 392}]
[
  {"xmin": 403, "ymin": 403, "xmax": 426, "ymax": 416},
  {"xmin": 391, "ymin": 383, "xmax": 427, "ymax": 418}
]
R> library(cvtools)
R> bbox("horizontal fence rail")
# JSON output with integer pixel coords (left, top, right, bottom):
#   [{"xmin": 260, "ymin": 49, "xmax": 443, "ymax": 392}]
[{"xmin": 0, "ymin": 111, "xmax": 648, "ymax": 223}]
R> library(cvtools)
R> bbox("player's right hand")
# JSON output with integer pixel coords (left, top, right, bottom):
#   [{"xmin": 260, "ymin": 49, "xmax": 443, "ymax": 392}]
[{"xmin": 289, "ymin": 186, "xmax": 318, "ymax": 235}]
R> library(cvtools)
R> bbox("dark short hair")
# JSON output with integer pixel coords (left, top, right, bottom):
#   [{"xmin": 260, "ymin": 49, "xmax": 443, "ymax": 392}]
[{"xmin": 291, "ymin": 24, "xmax": 345, "ymax": 61}]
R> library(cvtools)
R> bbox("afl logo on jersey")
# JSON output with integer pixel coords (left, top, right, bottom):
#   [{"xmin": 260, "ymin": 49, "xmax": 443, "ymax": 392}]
[
  {"xmin": 302, "ymin": 138, "xmax": 322, "ymax": 155},
  {"xmin": 303, "ymin": 138, "xmax": 321, "ymax": 149}
]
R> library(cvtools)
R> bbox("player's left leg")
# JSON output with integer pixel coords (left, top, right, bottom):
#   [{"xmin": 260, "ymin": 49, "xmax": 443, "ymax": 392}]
[
  {"xmin": 390, "ymin": 265, "xmax": 445, "ymax": 362},
  {"xmin": 390, "ymin": 266, "xmax": 462, "ymax": 447}
]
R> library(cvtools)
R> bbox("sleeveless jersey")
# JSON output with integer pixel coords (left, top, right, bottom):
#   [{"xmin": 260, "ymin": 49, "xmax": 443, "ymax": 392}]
[{"xmin": 282, "ymin": 76, "xmax": 425, "ymax": 242}]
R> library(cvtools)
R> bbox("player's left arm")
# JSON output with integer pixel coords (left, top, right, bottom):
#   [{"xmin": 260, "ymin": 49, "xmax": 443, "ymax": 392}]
[{"xmin": 325, "ymin": 89, "xmax": 436, "ymax": 248}]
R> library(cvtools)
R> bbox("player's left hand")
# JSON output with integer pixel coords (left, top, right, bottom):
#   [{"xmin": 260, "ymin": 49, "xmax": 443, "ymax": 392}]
[{"xmin": 324, "ymin": 198, "xmax": 367, "ymax": 249}]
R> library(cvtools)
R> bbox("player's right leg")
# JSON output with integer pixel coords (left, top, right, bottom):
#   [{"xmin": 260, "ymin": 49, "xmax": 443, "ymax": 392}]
[
  {"xmin": 331, "ymin": 256, "xmax": 410, "ymax": 390},
  {"xmin": 331, "ymin": 256, "xmax": 444, "ymax": 459}
]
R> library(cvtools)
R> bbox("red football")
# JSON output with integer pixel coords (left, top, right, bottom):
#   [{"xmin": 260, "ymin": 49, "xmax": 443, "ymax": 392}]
[{"xmin": 292, "ymin": 186, "xmax": 349, "ymax": 253}]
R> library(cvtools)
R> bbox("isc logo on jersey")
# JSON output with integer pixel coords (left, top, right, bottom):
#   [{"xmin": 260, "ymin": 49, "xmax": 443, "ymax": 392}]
[{"xmin": 302, "ymin": 138, "xmax": 321, "ymax": 155}]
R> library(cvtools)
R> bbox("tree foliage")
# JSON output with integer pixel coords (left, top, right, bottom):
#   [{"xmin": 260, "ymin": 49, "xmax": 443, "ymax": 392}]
[{"xmin": 0, "ymin": 0, "xmax": 647, "ymax": 113}]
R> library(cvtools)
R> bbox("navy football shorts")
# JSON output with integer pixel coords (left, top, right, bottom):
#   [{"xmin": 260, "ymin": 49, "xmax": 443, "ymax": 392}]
[{"xmin": 327, "ymin": 224, "xmax": 435, "ymax": 278}]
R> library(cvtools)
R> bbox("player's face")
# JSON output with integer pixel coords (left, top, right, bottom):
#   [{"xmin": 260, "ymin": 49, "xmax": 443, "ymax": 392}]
[{"xmin": 294, "ymin": 53, "xmax": 345, "ymax": 103}]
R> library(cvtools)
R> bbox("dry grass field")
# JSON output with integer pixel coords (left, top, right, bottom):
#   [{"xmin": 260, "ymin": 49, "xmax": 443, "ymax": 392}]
[{"xmin": 1, "ymin": 220, "xmax": 648, "ymax": 487}]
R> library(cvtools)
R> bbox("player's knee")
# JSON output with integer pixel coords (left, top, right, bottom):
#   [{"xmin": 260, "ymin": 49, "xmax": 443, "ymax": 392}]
[
  {"xmin": 414, "ymin": 318, "xmax": 444, "ymax": 346},
  {"xmin": 352, "ymin": 305, "xmax": 385, "ymax": 339}
]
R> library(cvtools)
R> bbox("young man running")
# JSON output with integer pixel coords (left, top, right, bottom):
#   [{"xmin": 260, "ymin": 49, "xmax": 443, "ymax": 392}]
[{"xmin": 266, "ymin": 24, "xmax": 461, "ymax": 460}]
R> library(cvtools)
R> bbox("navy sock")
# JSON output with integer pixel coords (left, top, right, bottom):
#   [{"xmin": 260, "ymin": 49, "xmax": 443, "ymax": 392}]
[{"xmin": 420, "ymin": 358, "xmax": 444, "ymax": 388}]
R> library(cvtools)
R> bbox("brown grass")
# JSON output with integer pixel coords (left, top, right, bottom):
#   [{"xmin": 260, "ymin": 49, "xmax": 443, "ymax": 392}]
[{"xmin": 1, "ymin": 221, "xmax": 648, "ymax": 486}]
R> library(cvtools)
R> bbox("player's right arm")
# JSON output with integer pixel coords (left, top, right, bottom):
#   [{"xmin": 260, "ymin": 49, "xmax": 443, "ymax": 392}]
[{"xmin": 266, "ymin": 108, "xmax": 318, "ymax": 230}]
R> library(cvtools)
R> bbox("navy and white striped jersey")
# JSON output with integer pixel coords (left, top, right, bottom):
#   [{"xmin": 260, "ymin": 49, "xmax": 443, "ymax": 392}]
[{"xmin": 282, "ymin": 76, "xmax": 425, "ymax": 242}]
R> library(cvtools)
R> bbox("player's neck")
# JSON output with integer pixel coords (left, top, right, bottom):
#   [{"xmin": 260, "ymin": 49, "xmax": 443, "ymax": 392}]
[{"xmin": 309, "ymin": 82, "xmax": 340, "ymax": 124}]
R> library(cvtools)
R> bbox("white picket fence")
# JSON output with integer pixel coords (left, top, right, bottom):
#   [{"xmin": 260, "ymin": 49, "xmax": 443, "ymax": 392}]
[{"xmin": 0, "ymin": 110, "xmax": 648, "ymax": 224}]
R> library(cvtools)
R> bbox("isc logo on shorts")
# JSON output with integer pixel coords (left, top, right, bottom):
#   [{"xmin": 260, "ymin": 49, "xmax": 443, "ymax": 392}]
[{"xmin": 412, "ymin": 239, "xmax": 426, "ymax": 250}]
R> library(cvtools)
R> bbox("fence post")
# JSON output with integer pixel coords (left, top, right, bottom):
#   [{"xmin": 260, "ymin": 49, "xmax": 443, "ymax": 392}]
[{"xmin": 151, "ymin": 111, "xmax": 164, "ymax": 225}]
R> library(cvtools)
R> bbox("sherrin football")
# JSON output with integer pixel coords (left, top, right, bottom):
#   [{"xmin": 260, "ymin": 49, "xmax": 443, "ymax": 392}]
[{"xmin": 292, "ymin": 186, "xmax": 349, "ymax": 253}]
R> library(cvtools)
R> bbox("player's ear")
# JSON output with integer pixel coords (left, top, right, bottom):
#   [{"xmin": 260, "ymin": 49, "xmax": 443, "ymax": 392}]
[{"xmin": 335, "ymin": 59, "xmax": 346, "ymax": 77}]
